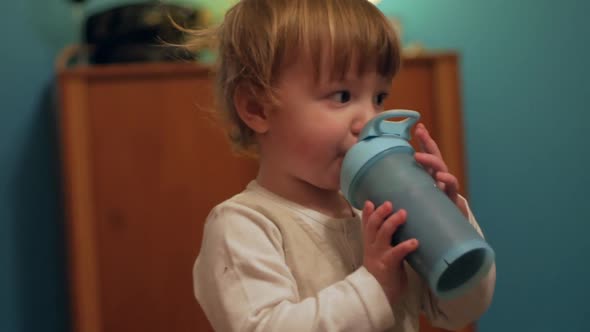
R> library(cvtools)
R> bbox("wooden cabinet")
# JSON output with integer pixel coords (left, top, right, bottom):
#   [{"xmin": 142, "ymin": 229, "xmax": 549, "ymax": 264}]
[{"xmin": 57, "ymin": 52, "xmax": 471, "ymax": 332}]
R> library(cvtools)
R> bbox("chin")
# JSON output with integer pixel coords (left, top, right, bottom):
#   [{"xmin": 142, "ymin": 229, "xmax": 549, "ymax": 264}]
[
  {"xmin": 322, "ymin": 178, "xmax": 341, "ymax": 192},
  {"xmin": 305, "ymin": 168, "xmax": 341, "ymax": 192}
]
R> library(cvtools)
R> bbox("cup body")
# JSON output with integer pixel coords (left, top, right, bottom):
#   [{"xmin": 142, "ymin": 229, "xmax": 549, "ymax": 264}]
[{"xmin": 347, "ymin": 148, "xmax": 494, "ymax": 299}]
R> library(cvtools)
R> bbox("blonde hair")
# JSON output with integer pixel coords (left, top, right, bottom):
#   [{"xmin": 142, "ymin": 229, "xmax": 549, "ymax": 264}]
[{"xmin": 184, "ymin": 0, "xmax": 401, "ymax": 154}]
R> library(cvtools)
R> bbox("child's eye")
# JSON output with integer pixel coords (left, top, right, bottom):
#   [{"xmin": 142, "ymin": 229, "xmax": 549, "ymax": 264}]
[
  {"xmin": 374, "ymin": 92, "xmax": 388, "ymax": 106},
  {"xmin": 330, "ymin": 91, "xmax": 352, "ymax": 104}
]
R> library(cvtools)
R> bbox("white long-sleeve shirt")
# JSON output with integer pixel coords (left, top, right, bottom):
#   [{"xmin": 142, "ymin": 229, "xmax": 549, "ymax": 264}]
[{"xmin": 194, "ymin": 181, "xmax": 496, "ymax": 332}]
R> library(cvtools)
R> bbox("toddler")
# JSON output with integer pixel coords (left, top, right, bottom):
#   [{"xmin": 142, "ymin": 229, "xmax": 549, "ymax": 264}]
[{"xmin": 188, "ymin": 1, "xmax": 496, "ymax": 331}]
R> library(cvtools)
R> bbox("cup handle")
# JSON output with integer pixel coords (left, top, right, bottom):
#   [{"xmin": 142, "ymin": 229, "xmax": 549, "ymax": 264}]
[{"xmin": 359, "ymin": 109, "xmax": 421, "ymax": 141}]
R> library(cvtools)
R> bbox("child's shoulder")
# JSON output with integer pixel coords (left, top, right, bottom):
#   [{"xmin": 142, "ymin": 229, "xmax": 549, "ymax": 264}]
[
  {"xmin": 202, "ymin": 181, "xmax": 285, "ymax": 244},
  {"xmin": 205, "ymin": 180, "xmax": 280, "ymax": 228},
  {"xmin": 210, "ymin": 180, "xmax": 270, "ymax": 214},
  {"xmin": 208, "ymin": 183, "xmax": 255, "ymax": 216}
]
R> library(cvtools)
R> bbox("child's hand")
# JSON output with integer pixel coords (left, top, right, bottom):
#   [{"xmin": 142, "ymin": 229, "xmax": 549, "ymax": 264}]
[
  {"xmin": 362, "ymin": 200, "xmax": 419, "ymax": 307},
  {"xmin": 414, "ymin": 123, "xmax": 468, "ymax": 217}
]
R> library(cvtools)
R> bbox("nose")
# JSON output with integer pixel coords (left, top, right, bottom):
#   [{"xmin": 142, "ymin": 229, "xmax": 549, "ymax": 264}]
[{"xmin": 351, "ymin": 107, "xmax": 377, "ymax": 138}]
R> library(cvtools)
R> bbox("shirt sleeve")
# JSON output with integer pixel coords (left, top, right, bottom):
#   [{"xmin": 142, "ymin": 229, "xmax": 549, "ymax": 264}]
[
  {"xmin": 418, "ymin": 196, "xmax": 497, "ymax": 330},
  {"xmin": 193, "ymin": 202, "xmax": 396, "ymax": 332}
]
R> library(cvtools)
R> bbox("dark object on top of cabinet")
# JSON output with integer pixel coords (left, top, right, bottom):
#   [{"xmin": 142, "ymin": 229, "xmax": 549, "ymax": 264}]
[{"xmin": 84, "ymin": 3, "xmax": 202, "ymax": 64}]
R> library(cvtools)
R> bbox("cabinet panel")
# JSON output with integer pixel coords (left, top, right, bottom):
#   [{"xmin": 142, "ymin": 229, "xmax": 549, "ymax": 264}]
[{"xmin": 387, "ymin": 60, "xmax": 435, "ymax": 132}]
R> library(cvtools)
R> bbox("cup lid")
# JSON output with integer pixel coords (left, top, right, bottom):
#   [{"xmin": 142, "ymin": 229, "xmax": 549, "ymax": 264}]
[{"xmin": 340, "ymin": 110, "xmax": 421, "ymax": 203}]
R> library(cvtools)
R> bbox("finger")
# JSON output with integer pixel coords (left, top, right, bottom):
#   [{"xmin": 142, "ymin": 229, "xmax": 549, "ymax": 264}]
[
  {"xmin": 362, "ymin": 201, "xmax": 374, "ymax": 226},
  {"xmin": 366, "ymin": 201, "xmax": 392, "ymax": 244},
  {"xmin": 415, "ymin": 123, "xmax": 428, "ymax": 153},
  {"xmin": 385, "ymin": 239, "xmax": 419, "ymax": 266},
  {"xmin": 362, "ymin": 201, "xmax": 375, "ymax": 243},
  {"xmin": 415, "ymin": 124, "xmax": 443, "ymax": 159},
  {"xmin": 415, "ymin": 153, "xmax": 448, "ymax": 188},
  {"xmin": 375, "ymin": 209, "xmax": 407, "ymax": 248},
  {"xmin": 414, "ymin": 152, "xmax": 449, "ymax": 173},
  {"xmin": 436, "ymin": 172, "xmax": 459, "ymax": 198}
]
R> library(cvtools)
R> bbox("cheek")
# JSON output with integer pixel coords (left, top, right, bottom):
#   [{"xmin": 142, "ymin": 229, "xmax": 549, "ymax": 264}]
[
  {"xmin": 277, "ymin": 112, "xmax": 348, "ymax": 163},
  {"xmin": 291, "ymin": 128, "xmax": 340, "ymax": 161},
  {"xmin": 292, "ymin": 137, "xmax": 318, "ymax": 159}
]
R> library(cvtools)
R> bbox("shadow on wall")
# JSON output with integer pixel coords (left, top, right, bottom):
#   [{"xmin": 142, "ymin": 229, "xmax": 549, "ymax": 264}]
[{"xmin": 10, "ymin": 80, "xmax": 71, "ymax": 332}]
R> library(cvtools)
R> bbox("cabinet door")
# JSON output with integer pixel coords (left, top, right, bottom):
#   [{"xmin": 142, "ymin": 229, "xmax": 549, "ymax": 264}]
[
  {"xmin": 71, "ymin": 70, "xmax": 257, "ymax": 332},
  {"xmin": 91, "ymin": 74, "xmax": 258, "ymax": 332},
  {"xmin": 386, "ymin": 59, "xmax": 437, "ymax": 136}
]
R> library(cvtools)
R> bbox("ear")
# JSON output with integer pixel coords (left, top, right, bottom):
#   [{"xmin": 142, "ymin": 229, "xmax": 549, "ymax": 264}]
[{"xmin": 233, "ymin": 86, "xmax": 270, "ymax": 134}]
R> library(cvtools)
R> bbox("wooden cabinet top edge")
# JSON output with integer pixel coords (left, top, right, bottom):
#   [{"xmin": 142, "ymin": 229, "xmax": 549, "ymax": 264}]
[
  {"xmin": 57, "ymin": 51, "xmax": 459, "ymax": 79},
  {"xmin": 403, "ymin": 51, "xmax": 459, "ymax": 61},
  {"xmin": 57, "ymin": 61, "xmax": 213, "ymax": 80}
]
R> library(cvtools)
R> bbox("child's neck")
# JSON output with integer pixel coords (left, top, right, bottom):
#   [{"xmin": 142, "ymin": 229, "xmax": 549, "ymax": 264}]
[{"xmin": 256, "ymin": 170, "xmax": 353, "ymax": 219}]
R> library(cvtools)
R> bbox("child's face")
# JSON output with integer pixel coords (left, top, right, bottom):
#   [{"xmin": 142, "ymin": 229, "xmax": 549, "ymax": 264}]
[{"xmin": 260, "ymin": 54, "xmax": 391, "ymax": 192}]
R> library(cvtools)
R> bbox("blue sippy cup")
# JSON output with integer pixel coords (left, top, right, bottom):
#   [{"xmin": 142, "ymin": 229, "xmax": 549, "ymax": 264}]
[{"xmin": 340, "ymin": 110, "xmax": 495, "ymax": 299}]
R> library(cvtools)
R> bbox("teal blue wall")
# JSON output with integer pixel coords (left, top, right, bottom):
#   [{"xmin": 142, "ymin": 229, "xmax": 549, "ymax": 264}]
[
  {"xmin": 378, "ymin": 0, "xmax": 590, "ymax": 331},
  {"xmin": 1, "ymin": 1, "xmax": 588, "ymax": 332},
  {"xmin": 0, "ymin": 0, "xmax": 76, "ymax": 332},
  {"xmin": 0, "ymin": 2, "xmax": 72, "ymax": 332}
]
